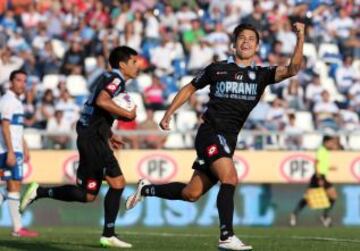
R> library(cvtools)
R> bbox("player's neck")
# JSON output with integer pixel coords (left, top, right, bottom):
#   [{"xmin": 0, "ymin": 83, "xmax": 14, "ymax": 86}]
[{"xmin": 234, "ymin": 57, "xmax": 253, "ymax": 67}]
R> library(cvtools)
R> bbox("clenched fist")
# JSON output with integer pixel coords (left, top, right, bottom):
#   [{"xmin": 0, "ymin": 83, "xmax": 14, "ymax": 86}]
[{"xmin": 293, "ymin": 22, "xmax": 305, "ymax": 37}]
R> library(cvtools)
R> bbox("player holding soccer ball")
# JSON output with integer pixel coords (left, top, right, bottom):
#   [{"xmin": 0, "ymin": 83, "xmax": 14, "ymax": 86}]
[
  {"xmin": 126, "ymin": 23, "xmax": 305, "ymax": 250},
  {"xmin": 20, "ymin": 46, "xmax": 139, "ymax": 248}
]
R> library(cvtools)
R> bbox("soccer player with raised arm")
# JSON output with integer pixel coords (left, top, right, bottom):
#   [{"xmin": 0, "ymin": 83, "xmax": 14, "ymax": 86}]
[
  {"xmin": 0, "ymin": 70, "xmax": 38, "ymax": 237},
  {"xmin": 20, "ymin": 46, "xmax": 139, "ymax": 248},
  {"xmin": 126, "ymin": 23, "xmax": 305, "ymax": 250}
]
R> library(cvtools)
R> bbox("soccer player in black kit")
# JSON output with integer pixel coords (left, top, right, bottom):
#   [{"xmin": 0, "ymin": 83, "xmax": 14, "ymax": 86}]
[
  {"xmin": 20, "ymin": 46, "xmax": 139, "ymax": 248},
  {"xmin": 126, "ymin": 23, "xmax": 305, "ymax": 250}
]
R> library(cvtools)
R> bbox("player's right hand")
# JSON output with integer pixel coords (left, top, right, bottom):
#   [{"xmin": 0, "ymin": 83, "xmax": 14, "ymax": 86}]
[
  {"xmin": 127, "ymin": 105, "xmax": 137, "ymax": 120},
  {"xmin": 6, "ymin": 151, "xmax": 16, "ymax": 167},
  {"xmin": 159, "ymin": 115, "xmax": 171, "ymax": 131}
]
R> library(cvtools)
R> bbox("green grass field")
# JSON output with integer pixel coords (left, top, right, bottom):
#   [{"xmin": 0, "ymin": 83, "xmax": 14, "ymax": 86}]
[{"xmin": 1, "ymin": 227, "xmax": 360, "ymax": 251}]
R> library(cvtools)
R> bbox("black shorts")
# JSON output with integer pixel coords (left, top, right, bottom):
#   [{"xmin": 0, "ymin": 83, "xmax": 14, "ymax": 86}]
[
  {"xmin": 76, "ymin": 132, "xmax": 122, "ymax": 195},
  {"xmin": 192, "ymin": 124, "xmax": 237, "ymax": 183},
  {"xmin": 309, "ymin": 174, "xmax": 333, "ymax": 189}
]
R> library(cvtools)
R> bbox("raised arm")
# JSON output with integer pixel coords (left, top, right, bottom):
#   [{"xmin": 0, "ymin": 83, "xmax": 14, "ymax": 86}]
[
  {"xmin": 159, "ymin": 83, "xmax": 197, "ymax": 130},
  {"xmin": 274, "ymin": 22, "xmax": 305, "ymax": 83}
]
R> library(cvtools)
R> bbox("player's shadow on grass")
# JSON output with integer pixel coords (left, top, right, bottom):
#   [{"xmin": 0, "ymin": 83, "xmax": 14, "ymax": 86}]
[{"xmin": 0, "ymin": 240, "xmax": 67, "ymax": 251}]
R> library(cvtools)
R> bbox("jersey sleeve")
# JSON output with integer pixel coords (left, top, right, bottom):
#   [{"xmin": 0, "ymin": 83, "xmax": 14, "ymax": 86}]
[
  {"xmin": 0, "ymin": 99, "xmax": 14, "ymax": 121},
  {"xmin": 103, "ymin": 76, "xmax": 124, "ymax": 98},
  {"xmin": 191, "ymin": 64, "xmax": 213, "ymax": 89},
  {"xmin": 260, "ymin": 66, "xmax": 277, "ymax": 86}
]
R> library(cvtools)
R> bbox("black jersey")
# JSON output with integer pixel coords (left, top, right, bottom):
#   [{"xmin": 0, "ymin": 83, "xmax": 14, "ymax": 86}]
[
  {"xmin": 76, "ymin": 69, "xmax": 126, "ymax": 139},
  {"xmin": 192, "ymin": 57, "xmax": 277, "ymax": 135}
]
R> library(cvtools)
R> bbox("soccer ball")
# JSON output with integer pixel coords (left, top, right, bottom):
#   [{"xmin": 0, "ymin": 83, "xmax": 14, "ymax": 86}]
[{"xmin": 112, "ymin": 92, "xmax": 135, "ymax": 111}]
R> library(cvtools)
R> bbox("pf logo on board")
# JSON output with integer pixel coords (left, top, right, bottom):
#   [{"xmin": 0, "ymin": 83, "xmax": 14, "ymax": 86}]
[
  {"xmin": 137, "ymin": 153, "xmax": 177, "ymax": 183},
  {"xmin": 350, "ymin": 157, "xmax": 360, "ymax": 182},
  {"xmin": 280, "ymin": 154, "xmax": 315, "ymax": 183},
  {"xmin": 63, "ymin": 154, "xmax": 79, "ymax": 183}
]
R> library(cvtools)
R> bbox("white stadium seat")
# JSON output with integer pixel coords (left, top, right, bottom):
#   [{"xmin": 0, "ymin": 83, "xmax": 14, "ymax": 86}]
[
  {"xmin": 295, "ymin": 111, "xmax": 314, "ymax": 131},
  {"xmin": 302, "ymin": 133, "xmax": 323, "ymax": 150},
  {"xmin": 164, "ymin": 133, "xmax": 185, "ymax": 149},
  {"xmin": 24, "ymin": 130, "xmax": 42, "ymax": 149},
  {"xmin": 85, "ymin": 57, "xmax": 97, "ymax": 73},
  {"xmin": 66, "ymin": 75, "xmax": 89, "ymax": 96},
  {"xmin": 176, "ymin": 110, "xmax": 197, "ymax": 132},
  {"xmin": 42, "ymin": 74, "xmax": 61, "ymax": 90},
  {"xmin": 318, "ymin": 43, "xmax": 339, "ymax": 59},
  {"xmin": 136, "ymin": 73, "xmax": 152, "ymax": 92},
  {"xmin": 348, "ymin": 134, "xmax": 360, "ymax": 150},
  {"xmin": 303, "ymin": 42, "xmax": 318, "ymax": 62}
]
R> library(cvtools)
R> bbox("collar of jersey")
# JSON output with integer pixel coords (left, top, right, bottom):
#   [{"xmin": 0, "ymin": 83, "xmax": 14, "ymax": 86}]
[
  {"xmin": 111, "ymin": 69, "xmax": 125, "ymax": 82},
  {"xmin": 227, "ymin": 56, "xmax": 256, "ymax": 68},
  {"xmin": 6, "ymin": 89, "xmax": 17, "ymax": 99}
]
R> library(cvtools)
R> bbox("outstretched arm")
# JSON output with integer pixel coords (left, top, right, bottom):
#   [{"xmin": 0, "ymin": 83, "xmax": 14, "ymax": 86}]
[{"xmin": 274, "ymin": 22, "xmax": 305, "ymax": 83}]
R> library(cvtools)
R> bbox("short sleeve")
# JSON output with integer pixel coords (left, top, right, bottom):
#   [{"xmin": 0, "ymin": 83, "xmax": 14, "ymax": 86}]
[
  {"xmin": 261, "ymin": 66, "xmax": 277, "ymax": 86},
  {"xmin": 0, "ymin": 100, "xmax": 14, "ymax": 121},
  {"xmin": 191, "ymin": 64, "xmax": 212, "ymax": 90},
  {"xmin": 103, "ymin": 77, "xmax": 124, "ymax": 98}
]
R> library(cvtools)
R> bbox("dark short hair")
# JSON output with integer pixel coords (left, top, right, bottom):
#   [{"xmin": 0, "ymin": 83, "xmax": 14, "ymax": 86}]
[
  {"xmin": 9, "ymin": 69, "xmax": 27, "ymax": 81},
  {"xmin": 232, "ymin": 23, "xmax": 260, "ymax": 44},
  {"xmin": 109, "ymin": 46, "xmax": 138, "ymax": 69},
  {"xmin": 323, "ymin": 135, "xmax": 334, "ymax": 144}
]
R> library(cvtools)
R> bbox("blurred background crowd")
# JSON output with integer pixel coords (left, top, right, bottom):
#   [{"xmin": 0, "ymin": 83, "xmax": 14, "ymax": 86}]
[{"xmin": 0, "ymin": 0, "xmax": 359, "ymax": 150}]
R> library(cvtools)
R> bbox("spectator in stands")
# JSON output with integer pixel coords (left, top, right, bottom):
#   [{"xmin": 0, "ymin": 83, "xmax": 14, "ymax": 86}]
[
  {"xmin": 143, "ymin": 74, "xmax": 165, "ymax": 110},
  {"xmin": 241, "ymin": 0, "xmax": 267, "ymax": 32},
  {"xmin": 265, "ymin": 98, "xmax": 286, "ymax": 131},
  {"xmin": 160, "ymin": 4, "xmax": 179, "ymax": 32},
  {"xmin": 339, "ymin": 106, "xmax": 360, "ymax": 131},
  {"xmin": 335, "ymin": 56, "xmax": 356, "ymax": 95},
  {"xmin": 187, "ymin": 37, "xmax": 214, "ymax": 74},
  {"xmin": 305, "ymin": 73, "xmax": 324, "ymax": 109},
  {"xmin": 282, "ymin": 77, "xmax": 305, "ymax": 110},
  {"xmin": 327, "ymin": 8, "xmax": 354, "ymax": 43},
  {"xmin": 23, "ymin": 86, "xmax": 38, "ymax": 128},
  {"xmin": 284, "ymin": 113, "xmax": 303, "ymax": 150},
  {"xmin": 182, "ymin": 19, "xmax": 205, "ymax": 53},
  {"xmin": 119, "ymin": 22, "xmax": 141, "ymax": 52},
  {"xmin": 205, "ymin": 22, "xmax": 230, "ymax": 60},
  {"xmin": 35, "ymin": 89, "xmax": 56, "ymax": 129},
  {"xmin": 55, "ymin": 89, "xmax": 80, "ymax": 126},
  {"xmin": 348, "ymin": 78, "xmax": 360, "ymax": 114},
  {"xmin": 314, "ymin": 90, "xmax": 340, "ymax": 130},
  {"xmin": 222, "ymin": 3, "xmax": 241, "ymax": 34},
  {"xmin": 46, "ymin": 109, "xmax": 72, "ymax": 149},
  {"xmin": 138, "ymin": 108, "xmax": 167, "ymax": 149},
  {"xmin": 37, "ymin": 40, "xmax": 60, "ymax": 77},
  {"xmin": 0, "ymin": 47, "xmax": 24, "ymax": 89},
  {"xmin": 176, "ymin": 2, "xmax": 197, "ymax": 32},
  {"xmin": 277, "ymin": 20, "xmax": 297, "ymax": 55},
  {"xmin": 60, "ymin": 38, "xmax": 86, "ymax": 75}
]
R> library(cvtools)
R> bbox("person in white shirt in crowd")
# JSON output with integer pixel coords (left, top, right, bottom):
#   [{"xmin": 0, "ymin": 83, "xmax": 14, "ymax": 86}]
[
  {"xmin": 339, "ymin": 106, "xmax": 360, "ymax": 131},
  {"xmin": 160, "ymin": 4, "xmax": 179, "ymax": 32},
  {"xmin": 327, "ymin": 8, "xmax": 354, "ymax": 42},
  {"xmin": 21, "ymin": 4, "xmax": 42, "ymax": 29},
  {"xmin": 119, "ymin": 22, "xmax": 142, "ymax": 52},
  {"xmin": 0, "ymin": 47, "xmax": 24, "ymax": 90},
  {"xmin": 282, "ymin": 77, "xmax": 305, "ymax": 110},
  {"xmin": 305, "ymin": 73, "xmax": 324, "ymax": 109},
  {"xmin": 348, "ymin": 78, "xmax": 360, "ymax": 114},
  {"xmin": 265, "ymin": 98, "xmax": 287, "ymax": 131},
  {"xmin": 176, "ymin": 2, "xmax": 197, "ymax": 32},
  {"xmin": 55, "ymin": 89, "xmax": 80, "ymax": 126},
  {"xmin": 222, "ymin": 3, "xmax": 241, "ymax": 34},
  {"xmin": 0, "ymin": 70, "xmax": 38, "ymax": 237},
  {"xmin": 205, "ymin": 22, "xmax": 230, "ymax": 60},
  {"xmin": 277, "ymin": 20, "xmax": 297, "ymax": 55},
  {"xmin": 314, "ymin": 90, "xmax": 340, "ymax": 130},
  {"xmin": 335, "ymin": 56, "xmax": 357, "ymax": 95},
  {"xmin": 144, "ymin": 8, "xmax": 160, "ymax": 41},
  {"xmin": 187, "ymin": 37, "xmax": 214, "ymax": 74},
  {"xmin": 284, "ymin": 113, "xmax": 303, "ymax": 150},
  {"xmin": 46, "ymin": 109, "xmax": 72, "ymax": 149}
]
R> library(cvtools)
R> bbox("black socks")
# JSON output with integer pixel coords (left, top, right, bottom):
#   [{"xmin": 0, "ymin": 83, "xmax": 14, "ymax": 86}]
[
  {"xmin": 37, "ymin": 185, "xmax": 87, "ymax": 202},
  {"xmin": 293, "ymin": 198, "xmax": 307, "ymax": 215},
  {"xmin": 141, "ymin": 182, "xmax": 186, "ymax": 200},
  {"xmin": 103, "ymin": 188, "xmax": 124, "ymax": 237},
  {"xmin": 217, "ymin": 184, "xmax": 235, "ymax": 241}
]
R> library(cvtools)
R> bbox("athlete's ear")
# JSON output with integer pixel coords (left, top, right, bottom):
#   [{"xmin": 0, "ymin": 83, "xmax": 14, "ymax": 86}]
[{"xmin": 119, "ymin": 61, "xmax": 127, "ymax": 71}]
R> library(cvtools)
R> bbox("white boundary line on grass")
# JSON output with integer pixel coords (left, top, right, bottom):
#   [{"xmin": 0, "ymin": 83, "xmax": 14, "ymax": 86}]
[{"xmin": 120, "ymin": 231, "xmax": 360, "ymax": 244}]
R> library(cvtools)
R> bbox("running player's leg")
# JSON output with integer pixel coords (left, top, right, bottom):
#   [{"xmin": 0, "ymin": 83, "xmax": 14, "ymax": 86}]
[
  {"xmin": 322, "ymin": 181, "xmax": 337, "ymax": 226},
  {"xmin": 126, "ymin": 170, "xmax": 214, "ymax": 210},
  {"xmin": 211, "ymin": 157, "xmax": 252, "ymax": 250}
]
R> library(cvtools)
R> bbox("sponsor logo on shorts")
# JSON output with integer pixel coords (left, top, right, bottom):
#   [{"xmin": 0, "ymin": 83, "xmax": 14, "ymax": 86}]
[
  {"xmin": 206, "ymin": 144, "xmax": 219, "ymax": 157},
  {"xmin": 86, "ymin": 179, "xmax": 98, "ymax": 191}
]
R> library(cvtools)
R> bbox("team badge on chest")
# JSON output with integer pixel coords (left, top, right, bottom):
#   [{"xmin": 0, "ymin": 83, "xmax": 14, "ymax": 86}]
[{"xmin": 248, "ymin": 71, "xmax": 256, "ymax": 80}]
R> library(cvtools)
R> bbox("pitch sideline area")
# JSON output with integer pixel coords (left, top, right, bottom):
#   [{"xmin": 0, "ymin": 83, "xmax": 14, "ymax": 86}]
[{"xmin": 0, "ymin": 227, "xmax": 360, "ymax": 251}]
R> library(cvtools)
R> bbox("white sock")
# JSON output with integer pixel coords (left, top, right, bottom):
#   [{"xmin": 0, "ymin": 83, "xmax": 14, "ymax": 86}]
[{"xmin": 7, "ymin": 192, "xmax": 22, "ymax": 232}]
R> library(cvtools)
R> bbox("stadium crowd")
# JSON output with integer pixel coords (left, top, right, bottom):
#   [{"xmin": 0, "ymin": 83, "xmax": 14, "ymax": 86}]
[{"xmin": 0, "ymin": 0, "xmax": 359, "ymax": 150}]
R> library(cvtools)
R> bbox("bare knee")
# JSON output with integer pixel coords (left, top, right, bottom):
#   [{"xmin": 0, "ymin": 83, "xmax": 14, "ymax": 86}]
[
  {"xmin": 182, "ymin": 189, "xmax": 202, "ymax": 202},
  {"xmin": 86, "ymin": 193, "xmax": 97, "ymax": 202},
  {"xmin": 106, "ymin": 176, "xmax": 126, "ymax": 189},
  {"xmin": 220, "ymin": 176, "xmax": 238, "ymax": 186}
]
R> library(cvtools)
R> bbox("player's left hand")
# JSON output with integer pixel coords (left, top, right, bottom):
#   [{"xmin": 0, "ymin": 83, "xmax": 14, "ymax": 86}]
[{"xmin": 293, "ymin": 22, "xmax": 305, "ymax": 37}]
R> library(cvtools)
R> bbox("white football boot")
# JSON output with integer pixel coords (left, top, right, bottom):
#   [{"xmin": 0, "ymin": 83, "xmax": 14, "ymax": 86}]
[
  {"xmin": 218, "ymin": 235, "xmax": 253, "ymax": 250},
  {"xmin": 125, "ymin": 179, "xmax": 150, "ymax": 210},
  {"xmin": 100, "ymin": 235, "xmax": 132, "ymax": 248},
  {"xmin": 20, "ymin": 182, "xmax": 39, "ymax": 214}
]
